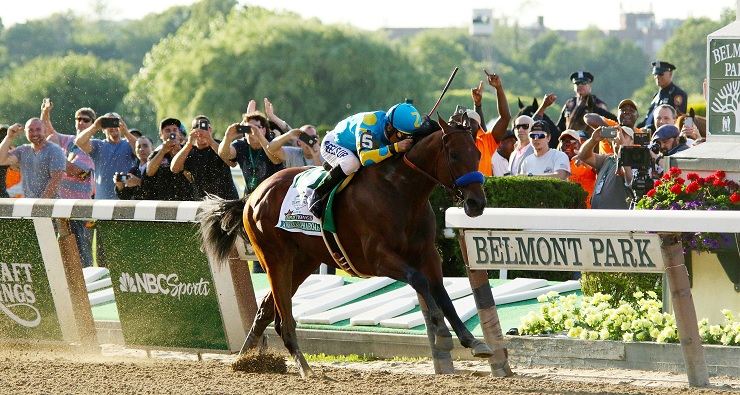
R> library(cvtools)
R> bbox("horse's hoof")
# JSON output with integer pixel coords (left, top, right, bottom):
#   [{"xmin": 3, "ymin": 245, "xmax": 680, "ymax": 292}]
[
  {"xmin": 299, "ymin": 367, "xmax": 316, "ymax": 379},
  {"xmin": 471, "ymin": 341, "xmax": 493, "ymax": 358}
]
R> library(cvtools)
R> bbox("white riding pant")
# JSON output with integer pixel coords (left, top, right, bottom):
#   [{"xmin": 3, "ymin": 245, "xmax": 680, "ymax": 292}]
[{"xmin": 320, "ymin": 133, "xmax": 360, "ymax": 176}]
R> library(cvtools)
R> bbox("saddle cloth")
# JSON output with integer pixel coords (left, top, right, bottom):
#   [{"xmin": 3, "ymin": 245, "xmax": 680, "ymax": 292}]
[{"xmin": 276, "ymin": 167, "xmax": 326, "ymax": 236}]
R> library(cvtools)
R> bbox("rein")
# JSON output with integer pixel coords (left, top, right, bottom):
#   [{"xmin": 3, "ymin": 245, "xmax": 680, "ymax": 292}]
[{"xmin": 402, "ymin": 129, "xmax": 484, "ymax": 196}]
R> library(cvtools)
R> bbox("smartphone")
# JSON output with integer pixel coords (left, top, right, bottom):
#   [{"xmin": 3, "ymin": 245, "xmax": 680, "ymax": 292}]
[
  {"xmin": 601, "ymin": 126, "xmax": 617, "ymax": 139},
  {"xmin": 198, "ymin": 119, "xmax": 209, "ymax": 130},
  {"xmin": 101, "ymin": 117, "xmax": 120, "ymax": 128},
  {"xmin": 237, "ymin": 125, "xmax": 252, "ymax": 135},
  {"xmin": 684, "ymin": 117, "xmax": 694, "ymax": 128},
  {"xmin": 298, "ymin": 132, "xmax": 318, "ymax": 147}
]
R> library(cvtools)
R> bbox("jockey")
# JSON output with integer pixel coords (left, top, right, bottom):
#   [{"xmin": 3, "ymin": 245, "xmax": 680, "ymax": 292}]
[{"xmin": 308, "ymin": 101, "xmax": 423, "ymax": 218}]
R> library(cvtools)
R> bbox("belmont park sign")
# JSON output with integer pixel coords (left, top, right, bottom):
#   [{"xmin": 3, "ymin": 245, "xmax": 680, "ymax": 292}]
[{"xmin": 464, "ymin": 231, "xmax": 665, "ymax": 272}]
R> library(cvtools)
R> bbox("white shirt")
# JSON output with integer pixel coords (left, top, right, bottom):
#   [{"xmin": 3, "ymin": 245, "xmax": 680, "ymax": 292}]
[
  {"xmin": 519, "ymin": 149, "xmax": 570, "ymax": 176},
  {"xmin": 491, "ymin": 151, "xmax": 509, "ymax": 177}
]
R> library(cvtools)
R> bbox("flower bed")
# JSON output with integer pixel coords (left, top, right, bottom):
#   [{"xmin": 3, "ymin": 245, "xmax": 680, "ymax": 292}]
[{"xmin": 519, "ymin": 291, "xmax": 740, "ymax": 346}]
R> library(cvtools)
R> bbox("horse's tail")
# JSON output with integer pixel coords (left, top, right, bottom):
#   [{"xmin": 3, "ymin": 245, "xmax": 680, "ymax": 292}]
[{"xmin": 197, "ymin": 194, "xmax": 247, "ymax": 266}]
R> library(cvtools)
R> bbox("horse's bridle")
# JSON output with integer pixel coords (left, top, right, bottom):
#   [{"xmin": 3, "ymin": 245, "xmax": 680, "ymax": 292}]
[{"xmin": 402, "ymin": 127, "xmax": 484, "ymax": 200}]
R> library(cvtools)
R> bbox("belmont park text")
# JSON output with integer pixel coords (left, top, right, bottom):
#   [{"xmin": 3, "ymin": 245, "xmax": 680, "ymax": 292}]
[{"xmin": 471, "ymin": 235, "xmax": 658, "ymax": 268}]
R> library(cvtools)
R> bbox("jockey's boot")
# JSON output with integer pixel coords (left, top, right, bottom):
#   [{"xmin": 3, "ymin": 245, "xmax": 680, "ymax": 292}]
[{"xmin": 309, "ymin": 166, "xmax": 347, "ymax": 219}]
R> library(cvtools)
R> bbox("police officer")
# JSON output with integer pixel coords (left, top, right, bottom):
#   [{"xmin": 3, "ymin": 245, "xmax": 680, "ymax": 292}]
[
  {"xmin": 638, "ymin": 61, "xmax": 687, "ymax": 130},
  {"xmin": 557, "ymin": 71, "xmax": 612, "ymax": 133}
]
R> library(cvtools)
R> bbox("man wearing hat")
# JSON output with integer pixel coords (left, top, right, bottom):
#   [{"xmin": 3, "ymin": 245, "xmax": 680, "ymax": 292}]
[
  {"xmin": 491, "ymin": 130, "xmax": 516, "ymax": 177},
  {"xmin": 638, "ymin": 61, "xmax": 687, "ymax": 129},
  {"xmin": 652, "ymin": 124, "xmax": 689, "ymax": 157},
  {"xmin": 557, "ymin": 70, "xmax": 612, "ymax": 132},
  {"xmin": 584, "ymin": 99, "xmax": 641, "ymax": 155},
  {"xmin": 518, "ymin": 121, "xmax": 570, "ymax": 180},
  {"xmin": 142, "ymin": 117, "xmax": 196, "ymax": 201},
  {"xmin": 557, "ymin": 130, "xmax": 596, "ymax": 207}
]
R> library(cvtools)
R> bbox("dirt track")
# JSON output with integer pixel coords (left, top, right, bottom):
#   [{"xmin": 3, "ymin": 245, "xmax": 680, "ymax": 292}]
[{"xmin": 0, "ymin": 347, "xmax": 737, "ymax": 395}]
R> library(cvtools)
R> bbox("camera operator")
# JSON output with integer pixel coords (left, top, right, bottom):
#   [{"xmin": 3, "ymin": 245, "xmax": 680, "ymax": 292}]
[
  {"xmin": 143, "ymin": 118, "xmax": 196, "ymax": 201},
  {"xmin": 577, "ymin": 126, "xmax": 635, "ymax": 209},
  {"xmin": 650, "ymin": 124, "xmax": 689, "ymax": 176},
  {"xmin": 266, "ymin": 125, "xmax": 324, "ymax": 168}
]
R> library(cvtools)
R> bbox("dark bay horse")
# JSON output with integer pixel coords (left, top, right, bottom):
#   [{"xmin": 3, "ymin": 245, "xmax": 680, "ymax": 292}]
[{"xmin": 198, "ymin": 116, "xmax": 492, "ymax": 377}]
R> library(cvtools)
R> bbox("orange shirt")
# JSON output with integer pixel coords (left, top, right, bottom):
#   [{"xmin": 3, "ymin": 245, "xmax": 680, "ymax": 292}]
[
  {"xmin": 569, "ymin": 158, "xmax": 596, "ymax": 208},
  {"xmin": 475, "ymin": 128, "xmax": 498, "ymax": 176},
  {"xmin": 5, "ymin": 167, "xmax": 21, "ymax": 197}
]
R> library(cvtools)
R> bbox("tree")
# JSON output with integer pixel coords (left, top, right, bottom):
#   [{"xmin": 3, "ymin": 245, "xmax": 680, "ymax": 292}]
[
  {"xmin": 0, "ymin": 55, "xmax": 129, "ymax": 132},
  {"xmin": 123, "ymin": 6, "xmax": 431, "ymax": 137},
  {"xmin": 710, "ymin": 80, "xmax": 740, "ymax": 133}
]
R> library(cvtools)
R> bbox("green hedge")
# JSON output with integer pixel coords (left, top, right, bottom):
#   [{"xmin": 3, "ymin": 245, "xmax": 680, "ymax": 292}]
[{"xmin": 431, "ymin": 176, "xmax": 587, "ymax": 277}]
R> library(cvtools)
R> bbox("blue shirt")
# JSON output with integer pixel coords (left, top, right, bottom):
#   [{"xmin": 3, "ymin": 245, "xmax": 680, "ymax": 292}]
[
  {"xmin": 329, "ymin": 111, "xmax": 396, "ymax": 166},
  {"xmin": 11, "ymin": 143, "xmax": 66, "ymax": 198},
  {"xmin": 89, "ymin": 139, "xmax": 136, "ymax": 199}
]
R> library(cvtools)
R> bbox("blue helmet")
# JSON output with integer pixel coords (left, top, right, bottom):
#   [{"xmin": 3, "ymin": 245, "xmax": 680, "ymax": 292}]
[{"xmin": 386, "ymin": 103, "xmax": 422, "ymax": 134}]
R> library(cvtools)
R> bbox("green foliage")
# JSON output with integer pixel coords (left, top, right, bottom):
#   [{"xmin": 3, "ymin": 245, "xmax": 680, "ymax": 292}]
[
  {"xmin": 484, "ymin": 176, "xmax": 587, "ymax": 209},
  {"xmin": 0, "ymin": 54, "xmax": 129, "ymax": 132},
  {"xmin": 124, "ymin": 6, "xmax": 431, "ymax": 137},
  {"xmin": 430, "ymin": 177, "xmax": 588, "ymax": 277},
  {"xmin": 580, "ymin": 272, "xmax": 662, "ymax": 305}
]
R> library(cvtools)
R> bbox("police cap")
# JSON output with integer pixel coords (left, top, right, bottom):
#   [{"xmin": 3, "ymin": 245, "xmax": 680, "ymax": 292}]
[
  {"xmin": 570, "ymin": 71, "xmax": 594, "ymax": 84},
  {"xmin": 652, "ymin": 61, "xmax": 676, "ymax": 75}
]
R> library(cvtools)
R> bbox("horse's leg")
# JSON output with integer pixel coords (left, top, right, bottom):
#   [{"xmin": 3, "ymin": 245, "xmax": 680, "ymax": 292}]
[
  {"xmin": 240, "ymin": 292, "xmax": 275, "ymax": 355},
  {"xmin": 265, "ymin": 253, "xmax": 316, "ymax": 378},
  {"xmin": 380, "ymin": 258, "xmax": 456, "ymax": 374},
  {"xmin": 419, "ymin": 251, "xmax": 493, "ymax": 358}
]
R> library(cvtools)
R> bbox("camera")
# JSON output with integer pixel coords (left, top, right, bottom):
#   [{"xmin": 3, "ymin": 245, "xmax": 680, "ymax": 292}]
[
  {"xmin": 619, "ymin": 146, "xmax": 652, "ymax": 168},
  {"xmin": 601, "ymin": 126, "xmax": 617, "ymax": 139},
  {"xmin": 198, "ymin": 119, "xmax": 209, "ymax": 130},
  {"xmin": 237, "ymin": 125, "xmax": 251, "ymax": 135},
  {"xmin": 101, "ymin": 117, "xmax": 120, "ymax": 129},
  {"xmin": 169, "ymin": 132, "xmax": 177, "ymax": 141},
  {"xmin": 633, "ymin": 131, "xmax": 650, "ymax": 147},
  {"xmin": 114, "ymin": 172, "xmax": 128, "ymax": 183},
  {"xmin": 298, "ymin": 132, "xmax": 318, "ymax": 147}
]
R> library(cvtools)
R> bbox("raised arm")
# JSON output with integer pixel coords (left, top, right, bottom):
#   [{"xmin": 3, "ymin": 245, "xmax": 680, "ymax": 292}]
[
  {"xmin": 0, "ymin": 124, "xmax": 23, "ymax": 166},
  {"xmin": 40, "ymin": 98, "xmax": 60, "ymax": 145},
  {"xmin": 577, "ymin": 127, "xmax": 605, "ymax": 169},
  {"xmin": 75, "ymin": 117, "xmax": 103, "ymax": 154},
  {"xmin": 218, "ymin": 124, "xmax": 239, "ymax": 167},
  {"xmin": 486, "ymin": 71, "xmax": 511, "ymax": 142},
  {"xmin": 119, "ymin": 118, "xmax": 137, "ymax": 151},
  {"xmin": 266, "ymin": 128, "xmax": 302, "ymax": 162},
  {"xmin": 264, "ymin": 97, "xmax": 291, "ymax": 132},
  {"xmin": 170, "ymin": 131, "xmax": 196, "ymax": 174}
]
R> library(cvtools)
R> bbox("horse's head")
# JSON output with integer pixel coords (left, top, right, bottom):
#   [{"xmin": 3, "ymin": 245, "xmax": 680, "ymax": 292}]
[{"xmin": 434, "ymin": 115, "xmax": 486, "ymax": 217}]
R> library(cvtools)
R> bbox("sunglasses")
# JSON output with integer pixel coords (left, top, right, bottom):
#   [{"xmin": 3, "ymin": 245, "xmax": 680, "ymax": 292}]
[
  {"xmin": 528, "ymin": 132, "xmax": 547, "ymax": 140},
  {"xmin": 514, "ymin": 124, "xmax": 530, "ymax": 130},
  {"xmin": 76, "ymin": 117, "xmax": 92, "ymax": 123}
]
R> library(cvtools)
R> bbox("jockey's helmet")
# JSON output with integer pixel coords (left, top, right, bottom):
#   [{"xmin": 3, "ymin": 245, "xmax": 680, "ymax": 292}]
[{"xmin": 386, "ymin": 102, "xmax": 422, "ymax": 134}]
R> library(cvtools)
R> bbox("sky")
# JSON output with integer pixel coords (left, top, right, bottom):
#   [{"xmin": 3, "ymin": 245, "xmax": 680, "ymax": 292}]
[{"xmin": 1, "ymin": 0, "xmax": 737, "ymax": 31}]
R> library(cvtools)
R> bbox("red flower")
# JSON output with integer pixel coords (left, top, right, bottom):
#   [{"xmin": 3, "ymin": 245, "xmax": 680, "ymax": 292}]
[
  {"xmin": 653, "ymin": 180, "xmax": 662, "ymax": 188},
  {"xmin": 669, "ymin": 167, "xmax": 682, "ymax": 176},
  {"xmin": 675, "ymin": 177, "xmax": 685, "ymax": 185},
  {"xmin": 686, "ymin": 172, "xmax": 700, "ymax": 181},
  {"xmin": 685, "ymin": 181, "xmax": 700, "ymax": 193},
  {"xmin": 670, "ymin": 184, "xmax": 683, "ymax": 194},
  {"xmin": 713, "ymin": 179, "xmax": 726, "ymax": 187},
  {"xmin": 704, "ymin": 175, "xmax": 716, "ymax": 185},
  {"xmin": 662, "ymin": 173, "xmax": 672, "ymax": 180},
  {"xmin": 646, "ymin": 189, "xmax": 656, "ymax": 197},
  {"xmin": 731, "ymin": 192, "xmax": 740, "ymax": 204},
  {"xmin": 715, "ymin": 170, "xmax": 726, "ymax": 179},
  {"xmin": 696, "ymin": 177, "xmax": 706, "ymax": 186}
]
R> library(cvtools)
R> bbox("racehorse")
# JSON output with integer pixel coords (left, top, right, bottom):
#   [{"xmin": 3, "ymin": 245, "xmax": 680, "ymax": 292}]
[
  {"xmin": 516, "ymin": 97, "xmax": 561, "ymax": 148},
  {"xmin": 198, "ymin": 116, "xmax": 492, "ymax": 377}
]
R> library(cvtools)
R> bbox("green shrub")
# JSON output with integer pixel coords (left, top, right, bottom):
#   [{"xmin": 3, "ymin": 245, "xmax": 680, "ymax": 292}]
[
  {"xmin": 431, "ymin": 177, "xmax": 588, "ymax": 277},
  {"xmin": 580, "ymin": 272, "xmax": 662, "ymax": 305}
]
